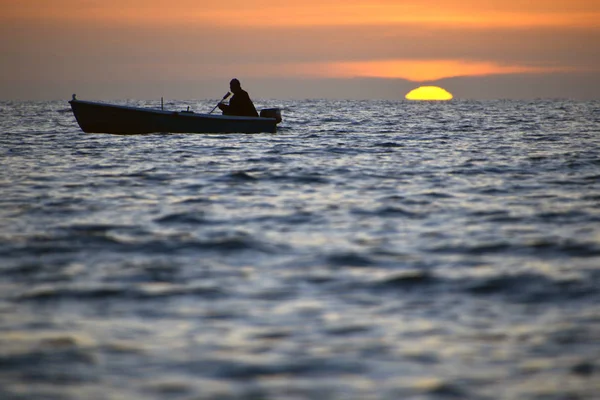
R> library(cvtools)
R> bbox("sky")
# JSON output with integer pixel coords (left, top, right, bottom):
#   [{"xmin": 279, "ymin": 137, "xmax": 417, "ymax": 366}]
[{"xmin": 1, "ymin": 0, "xmax": 599, "ymax": 100}]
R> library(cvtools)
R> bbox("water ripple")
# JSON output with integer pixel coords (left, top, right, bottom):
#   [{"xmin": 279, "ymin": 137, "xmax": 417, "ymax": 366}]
[{"xmin": 1, "ymin": 99, "xmax": 599, "ymax": 400}]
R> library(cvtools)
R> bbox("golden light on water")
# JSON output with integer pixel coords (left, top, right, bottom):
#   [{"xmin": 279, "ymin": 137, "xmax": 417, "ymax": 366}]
[{"xmin": 405, "ymin": 86, "xmax": 453, "ymax": 101}]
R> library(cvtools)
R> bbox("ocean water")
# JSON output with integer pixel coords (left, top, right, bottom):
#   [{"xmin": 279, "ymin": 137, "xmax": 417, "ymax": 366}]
[{"xmin": 1, "ymin": 98, "xmax": 599, "ymax": 400}]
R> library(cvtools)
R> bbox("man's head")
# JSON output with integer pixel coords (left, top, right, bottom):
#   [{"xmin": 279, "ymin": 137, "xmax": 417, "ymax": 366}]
[{"xmin": 229, "ymin": 78, "xmax": 241, "ymax": 93}]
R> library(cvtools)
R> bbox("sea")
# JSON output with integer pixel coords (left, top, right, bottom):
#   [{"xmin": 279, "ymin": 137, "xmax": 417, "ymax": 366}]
[{"xmin": 1, "ymin": 98, "xmax": 599, "ymax": 400}]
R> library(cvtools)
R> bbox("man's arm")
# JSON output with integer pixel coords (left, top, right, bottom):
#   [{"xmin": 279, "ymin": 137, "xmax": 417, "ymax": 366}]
[{"xmin": 217, "ymin": 102, "xmax": 231, "ymax": 114}]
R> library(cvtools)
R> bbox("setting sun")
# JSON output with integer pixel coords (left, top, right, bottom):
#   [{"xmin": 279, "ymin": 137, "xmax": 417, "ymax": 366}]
[{"xmin": 405, "ymin": 86, "xmax": 453, "ymax": 101}]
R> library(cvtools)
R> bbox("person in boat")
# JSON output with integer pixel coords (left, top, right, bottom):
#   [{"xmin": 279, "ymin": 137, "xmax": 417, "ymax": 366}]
[{"xmin": 217, "ymin": 78, "xmax": 259, "ymax": 117}]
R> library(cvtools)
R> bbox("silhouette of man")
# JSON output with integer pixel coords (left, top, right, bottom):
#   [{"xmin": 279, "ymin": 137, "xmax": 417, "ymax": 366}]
[{"xmin": 217, "ymin": 78, "xmax": 258, "ymax": 117}]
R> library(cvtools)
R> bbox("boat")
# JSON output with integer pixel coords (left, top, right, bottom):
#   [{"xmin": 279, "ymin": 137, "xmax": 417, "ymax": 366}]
[{"xmin": 69, "ymin": 95, "xmax": 282, "ymax": 134}]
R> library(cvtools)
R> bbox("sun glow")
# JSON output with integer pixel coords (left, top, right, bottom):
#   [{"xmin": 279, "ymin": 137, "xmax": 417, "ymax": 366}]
[
  {"xmin": 330, "ymin": 60, "xmax": 554, "ymax": 82},
  {"xmin": 405, "ymin": 86, "xmax": 453, "ymax": 101}
]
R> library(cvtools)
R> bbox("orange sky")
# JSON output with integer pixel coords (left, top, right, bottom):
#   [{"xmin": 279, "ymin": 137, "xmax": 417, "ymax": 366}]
[
  {"xmin": 1, "ymin": 0, "xmax": 599, "ymax": 99},
  {"xmin": 5, "ymin": 0, "xmax": 599, "ymax": 27}
]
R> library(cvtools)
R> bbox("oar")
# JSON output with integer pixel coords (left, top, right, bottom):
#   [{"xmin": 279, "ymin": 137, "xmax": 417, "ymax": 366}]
[{"xmin": 209, "ymin": 92, "xmax": 231, "ymax": 114}]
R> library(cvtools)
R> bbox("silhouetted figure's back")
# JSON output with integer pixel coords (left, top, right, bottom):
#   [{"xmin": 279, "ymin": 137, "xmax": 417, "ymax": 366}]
[{"xmin": 218, "ymin": 79, "xmax": 258, "ymax": 117}]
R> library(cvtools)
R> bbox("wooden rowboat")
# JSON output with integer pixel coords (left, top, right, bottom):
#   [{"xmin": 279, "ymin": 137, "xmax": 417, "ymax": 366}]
[{"xmin": 69, "ymin": 95, "xmax": 282, "ymax": 134}]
